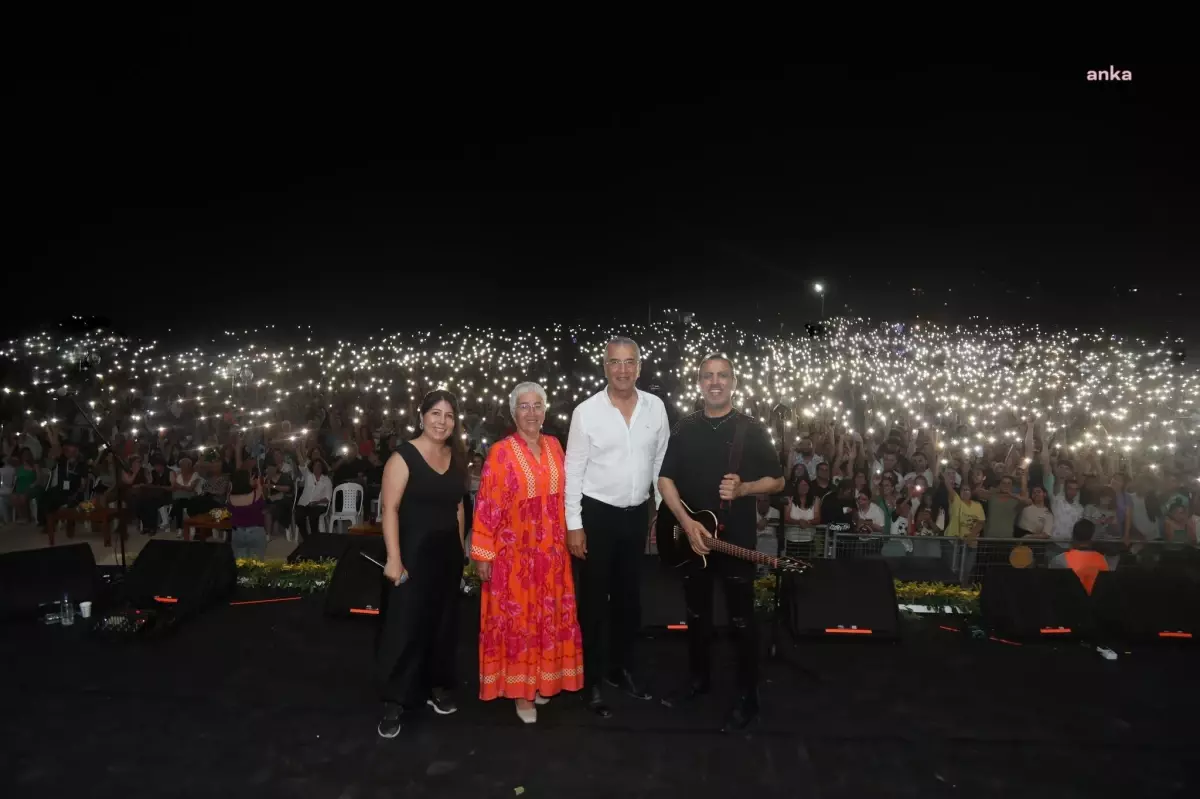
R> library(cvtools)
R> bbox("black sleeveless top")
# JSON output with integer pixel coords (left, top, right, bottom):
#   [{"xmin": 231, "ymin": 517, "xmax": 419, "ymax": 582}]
[{"xmin": 396, "ymin": 441, "xmax": 465, "ymax": 544}]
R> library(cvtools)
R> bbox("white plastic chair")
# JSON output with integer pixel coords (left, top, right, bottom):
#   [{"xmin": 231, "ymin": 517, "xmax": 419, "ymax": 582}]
[
  {"xmin": 286, "ymin": 477, "xmax": 303, "ymax": 542},
  {"xmin": 328, "ymin": 483, "xmax": 364, "ymax": 534}
]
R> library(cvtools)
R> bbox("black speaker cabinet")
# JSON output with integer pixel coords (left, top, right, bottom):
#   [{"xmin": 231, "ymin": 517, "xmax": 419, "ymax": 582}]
[
  {"xmin": 0, "ymin": 543, "xmax": 97, "ymax": 619},
  {"xmin": 1092, "ymin": 569, "xmax": 1199, "ymax": 642},
  {"xmin": 325, "ymin": 536, "xmax": 388, "ymax": 616},
  {"xmin": 783, "ymin": 559, "xmax": 900, "ymax": 638},
  {"xmin": 287, "ymin": 533, "xmax": 352, "ymax": 563},
  {"xmin": 980, "ymin": 568, "xmax": 1095, "ymax": 638},
  {"xmin": 123, "ymin": 540, "xmax": 236, "ymax": 615}
]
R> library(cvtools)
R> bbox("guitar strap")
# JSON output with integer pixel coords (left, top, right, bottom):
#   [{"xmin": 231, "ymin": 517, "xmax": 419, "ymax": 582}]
[{"xmin": 717, "ymin": 415, "xmax": 750, "ymax": 533}]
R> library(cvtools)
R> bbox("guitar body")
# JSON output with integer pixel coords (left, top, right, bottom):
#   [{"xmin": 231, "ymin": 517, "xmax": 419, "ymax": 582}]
[
  {"xmin": 656, "ymin": 501, "xmax": 720, "ymax": 569},
  {"xmin": 657, "ymin": 501, "xmax": 809, "ymax": 574}
]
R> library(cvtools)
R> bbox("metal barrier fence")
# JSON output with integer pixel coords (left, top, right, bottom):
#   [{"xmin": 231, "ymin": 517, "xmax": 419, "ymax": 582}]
[
  {"xmin": 828, "ymin": 531, "xmax": 1200, "ymax": 586},
  {"xmin": 955, "ymin": 536, "xmax": 1200, "ymax": 586},
  {"xmin": 654, "ymin": 520, "xmax": 1198, "ymax": 586}
]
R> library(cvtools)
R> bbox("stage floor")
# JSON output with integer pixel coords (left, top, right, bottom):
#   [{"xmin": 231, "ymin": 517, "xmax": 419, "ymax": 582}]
[{"xmin": 3, "ymin": 592, "xmax": 1198, "ymax": 799}]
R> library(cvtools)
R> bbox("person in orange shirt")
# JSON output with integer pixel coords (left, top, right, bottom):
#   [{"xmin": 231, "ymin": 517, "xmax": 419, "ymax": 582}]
[{"xmin": 1049, "ymin": 519, "xmax": 1110, "ymax": 595}]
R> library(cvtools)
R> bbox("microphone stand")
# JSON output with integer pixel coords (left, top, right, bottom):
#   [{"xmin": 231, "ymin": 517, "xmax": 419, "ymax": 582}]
[{"xmin": 64, "ymin": 394, "xmax": 131, "ymax": 574}]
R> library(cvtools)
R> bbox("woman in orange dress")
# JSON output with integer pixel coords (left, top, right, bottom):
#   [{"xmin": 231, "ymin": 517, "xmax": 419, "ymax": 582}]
[{"xmin": 471, "ymin": 381, "xmax": 583, "ymax": 723}]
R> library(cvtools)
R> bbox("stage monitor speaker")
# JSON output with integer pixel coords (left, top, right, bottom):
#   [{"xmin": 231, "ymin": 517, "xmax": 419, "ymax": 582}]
[
  {"xmin": 124, "ymin": 540, "xmax": 236, "ymax": 615},
  {"xmin": 1092, "ymin": 570, "xmax": 1199, "ymax": 642},
  {"xmin": 0, "ymin": 543, "xmax": 97, "ymax": 620},
  {"xmin": 783, "ymin": 559, "xmax": 899, "ymax": 638},
  {"xmin": 639, "ymin": 556, "xmax": 728, "ymax": 628},
  {"xmin": 980, "ymin": 568, "xmax": 1095, "ymax": 638},
  {"xmin": 287, "ymin": 533, "xmax": 351, "ymax": 563},
  {"xmin": 325, "ymin": 536, "xmax": 388, "ymax": 617}
]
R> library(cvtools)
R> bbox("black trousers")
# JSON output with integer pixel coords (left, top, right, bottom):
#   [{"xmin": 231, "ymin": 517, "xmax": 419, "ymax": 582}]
[
  {"xmin": 573, "ymin": 495, "xmax": 647, "ymax": 688},
  {"xmin": 134, "ymin": 496, "xmax": 168, "ymax": 531},
  {"xmin": 376, "ymin": 529, "xmax": 462, "ymax": 707},
  {"xmin": 681, "ymin": 559, "xmax": 758, "ymax": 694},
  {"xmin": 295, "ymin": 504, "xmax": 326, "ymax": 539}
]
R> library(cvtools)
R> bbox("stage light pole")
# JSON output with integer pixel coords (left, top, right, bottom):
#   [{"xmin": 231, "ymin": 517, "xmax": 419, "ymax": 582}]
[{"xmin": 814, "ymin": 283, "xmax": 825, "ymax": 318}]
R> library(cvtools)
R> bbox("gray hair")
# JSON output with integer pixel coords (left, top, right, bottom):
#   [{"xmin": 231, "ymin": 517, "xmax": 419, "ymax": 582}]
[
  {"xmin": 509, "ymin": 382, "xmax": 549, "ymax": 418},
  {"xmin": 605, "ymin": 336, "xmax": 641, "ymax": 360}
]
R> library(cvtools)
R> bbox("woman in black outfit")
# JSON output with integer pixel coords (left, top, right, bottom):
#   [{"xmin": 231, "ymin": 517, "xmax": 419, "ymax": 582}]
[{"xmin": 376, "ymin": 390, "xmax": 467, "ymax": 739}]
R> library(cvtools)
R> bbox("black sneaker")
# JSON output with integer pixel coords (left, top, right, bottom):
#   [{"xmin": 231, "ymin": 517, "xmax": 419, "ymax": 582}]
[
  {"xmin": 377, "ymin": 702, "xmax": 402, "ymax": 738},
  {"xmin": 426, "ymin": 690, "xmax": 458, "ymax": 716}
]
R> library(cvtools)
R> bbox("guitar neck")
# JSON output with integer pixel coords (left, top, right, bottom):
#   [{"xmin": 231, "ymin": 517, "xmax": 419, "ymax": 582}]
[{"xmin": 706, "ymin": 536, "xmax": 786, "ymax": 570}]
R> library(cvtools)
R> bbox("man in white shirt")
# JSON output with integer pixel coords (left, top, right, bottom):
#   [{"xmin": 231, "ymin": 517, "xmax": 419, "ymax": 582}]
[
  {"xmin": 903, "ymin": 452, "xmax": 935, "ymax": 488},
  {"xmin": 1047, "ymin": 477, "xmax": 1084, "ymax": 560},
  {"xmin": 565, "ymin": 337, "xmax": 669, "ymax": 717}
]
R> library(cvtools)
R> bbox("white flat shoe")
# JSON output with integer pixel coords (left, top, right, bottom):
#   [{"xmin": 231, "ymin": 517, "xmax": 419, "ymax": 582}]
[
  {"xmin": 534, "ymin": 694, "xmax": 550, "ymax": 706},
  {"xmin": 515, "ymin": 704, "xmax": 537, "ymax": 724}
]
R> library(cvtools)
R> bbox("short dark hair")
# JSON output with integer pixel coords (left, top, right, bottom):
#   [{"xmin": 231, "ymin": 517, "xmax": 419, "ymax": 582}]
[
  {"xmin": 696, "ymin": 353, "xmax": 734, "ymax": 381},
  {"xmin": 231, "ymin": 469, "xmax": 253, "ymax": 494},
  {"xmin": 1072, "ymin": 518, "xmax": 1096, "ymax": 543}
]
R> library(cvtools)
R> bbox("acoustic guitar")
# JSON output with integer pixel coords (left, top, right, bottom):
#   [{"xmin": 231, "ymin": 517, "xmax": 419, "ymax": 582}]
[{"xmin": 657, "ymin": 501, "xmax": 809, "ymax": 573}]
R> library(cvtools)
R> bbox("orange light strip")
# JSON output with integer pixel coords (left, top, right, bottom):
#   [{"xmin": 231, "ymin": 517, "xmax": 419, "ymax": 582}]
[
  {"xmin": 824, "ymin": 628, "xmax": 873, "ymax": 635},
  {"xmin": 666, "ymin": 624, "xmax": 688, "ymax": 630},
  {"xmin": 1040, "ymin": 627, "xmax": 1071, "ymax": 634},
  {"xmin": 938, "ymin": 625, "xmax": 960, "ymax": 633},
  {"xmin": 153, "ymin": 596, "xmax": 178, "ymax": 604},
  {"xmin": 349, "ymin": 608, "xmax": 380, "ymax": 616},
  {"xmin": 989, "ymin": 636, "xmax": 1023, "ymax": 646},
  {"xmin": 1158, "ymin": 631, "xmax": 1193, "ymax": 639},
  {"xmin": 229, "ymin": 596, "xmax": 303, "ymax": 606}
]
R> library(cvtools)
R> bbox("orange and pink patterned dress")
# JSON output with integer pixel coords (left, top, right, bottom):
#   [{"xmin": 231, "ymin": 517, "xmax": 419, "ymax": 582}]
[{"xmin": 470, "ymin": 434, "xmax": 584, "ymax": 700}]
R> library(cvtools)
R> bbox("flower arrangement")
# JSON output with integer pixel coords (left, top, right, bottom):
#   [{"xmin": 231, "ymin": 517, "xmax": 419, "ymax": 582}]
[
  {"xmin": 77, "ymin": 500, "xmax": 96, "ymax": 513},
  {"xmin": 209, "ymin": 507, "xmax": 232, "ymax": 522},
  {"xmin": 753, "ymin": 574, "xmax": 981, "ymax": 615},
  {"xmin": 893, "ymin": 580, "xmax": 980, "ymax": 614},
  {"xmin": 462, "ymin": 561, "xmax": 482, "ymax": 595},
  {"xmin": 230, "ymin": 558, "xmax": 481, "ymax": 594},
  {"xmin": 235, "ymin": 558, "xmax": 335, "ymax": 592}
]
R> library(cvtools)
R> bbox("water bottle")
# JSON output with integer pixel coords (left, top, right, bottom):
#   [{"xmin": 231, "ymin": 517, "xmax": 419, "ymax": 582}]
[{"xmin": 61, "ymin": 592, "xmax": 75, "ymax": 626}]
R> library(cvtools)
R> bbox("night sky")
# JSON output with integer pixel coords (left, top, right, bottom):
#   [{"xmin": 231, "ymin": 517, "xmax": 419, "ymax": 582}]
[{"xmin": 9, "ymin": 55, "xmax": 1199, "ymax": 341}]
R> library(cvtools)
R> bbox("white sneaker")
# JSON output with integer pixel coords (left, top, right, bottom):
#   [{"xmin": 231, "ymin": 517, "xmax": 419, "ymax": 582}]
[{"xmin": 515, "ymin": 703, "xmax": 537, "ymax": 724}]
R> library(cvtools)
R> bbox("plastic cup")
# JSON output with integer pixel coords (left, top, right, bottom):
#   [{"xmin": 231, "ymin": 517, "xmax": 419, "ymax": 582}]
[{"xmin": 79, "ymin": 601, "xmax": 93, "ymax": 619}]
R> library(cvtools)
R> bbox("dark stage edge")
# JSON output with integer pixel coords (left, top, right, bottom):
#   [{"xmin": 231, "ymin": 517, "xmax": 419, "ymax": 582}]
[{"xmin": 3, "ymin": 596, "xmax": 1198, "ymax": 799}]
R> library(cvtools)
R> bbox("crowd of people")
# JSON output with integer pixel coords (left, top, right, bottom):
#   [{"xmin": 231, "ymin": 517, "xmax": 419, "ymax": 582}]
[
  {"xmin": 765, "ymin": 416, "xmax": 1197, "ymax": 584},
  {"xmin": 1, "ymin": 318, "xmax": 1198, "ymax": 738}
]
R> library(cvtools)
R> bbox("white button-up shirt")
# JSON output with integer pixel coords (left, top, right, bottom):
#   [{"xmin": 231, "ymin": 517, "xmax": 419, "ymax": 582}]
[
  {"xmin": 564, "ymin": 387, "xmax": 670, "ymax": 530},
  {"xmin": 1050, "ymin": 492, "xmax": 1083, "ymax": 544}
]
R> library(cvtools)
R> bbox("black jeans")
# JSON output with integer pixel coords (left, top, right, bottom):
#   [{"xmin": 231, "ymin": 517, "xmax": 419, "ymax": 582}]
[
  {"xmin": 681, "ymin": 561, "xmax": 758, "ymax": 694},
  {"xmin": 573, "ymin": 495, "xmax": 647, "ymax": 688}
]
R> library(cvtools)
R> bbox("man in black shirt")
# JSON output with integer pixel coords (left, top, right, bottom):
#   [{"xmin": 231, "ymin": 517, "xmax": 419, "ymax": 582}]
[{"xmin": 658, "ymin": 354, "xmax": 784, "ymax": 731}]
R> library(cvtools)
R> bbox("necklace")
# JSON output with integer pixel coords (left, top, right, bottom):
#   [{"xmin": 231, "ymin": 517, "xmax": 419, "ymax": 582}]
[{"xmin": 704, "ymin": 410, "xmax": 737, "ymax": 431}]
